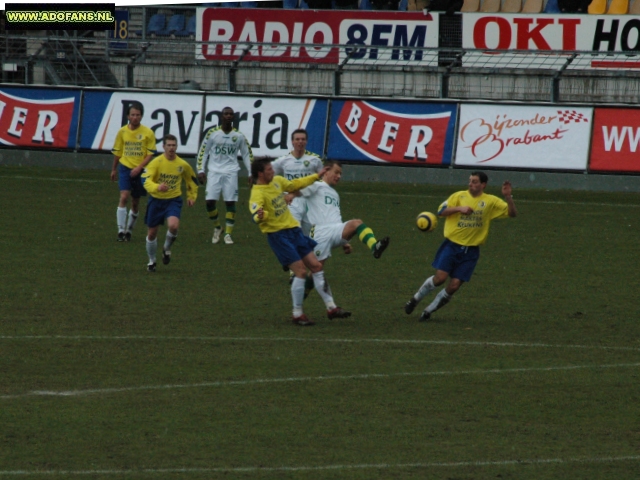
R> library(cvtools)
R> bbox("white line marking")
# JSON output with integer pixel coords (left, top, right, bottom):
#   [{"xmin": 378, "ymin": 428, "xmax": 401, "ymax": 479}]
[
  {"xmin": 0, "ymin": 455, "xmax": 639, "ymax": 475},
  {"xmin": 2, "ymin": 362, "xmax": 639, "ymax": 400},
  {"xmin": 1, "ymin": 175, "xmax": 637, "ymax": 207},
  {"xmin": 1, "ymin": 335, "xmax": 639, "ymax": 352}
]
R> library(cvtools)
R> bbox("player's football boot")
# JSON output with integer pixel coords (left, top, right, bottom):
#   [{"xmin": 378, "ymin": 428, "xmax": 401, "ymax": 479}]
[
  {"xmin": 117, "ymin": 231, "xmax": 126, "ymax": 242},
  {"xmin": 405, "ymin": 297, "xmax": 418, "ymax": 314},
  {"xmin": 147, "ymin": 262, "xmax": 157, "ymax": 273},
  {"xmin": 162, "ymin": 249, "xmax": 171, "ymax": 265},
  {"xmin": 327, "ymin": 307, "xmax": 352, "ymax": 320},
  {"xmin": 373, "ymin": 236, "xmax": 390, "ymax": 259},
  {"xmin": 292, "ymin": 314, "xmax": 315, "ymax": 326},
  {"xmin": 224, "ymin": 234, "xmax": 234, "ymax": 245},
  {"xmin": 212, "ymin": 228, "xmax": 222, "ymax": 244},
  {"xmin": 419, "ymin": 310, "xmax": 431, "ymax": 322},
  {"xmin": 124, "ymin": 231, "xmax": 132, "ymax": 242}
]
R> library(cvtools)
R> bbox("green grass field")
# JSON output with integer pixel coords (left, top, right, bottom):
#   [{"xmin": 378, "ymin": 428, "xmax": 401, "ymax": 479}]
[{"xmin": 1, "ymin": 165, "xmax": 639, "ymax": 479}]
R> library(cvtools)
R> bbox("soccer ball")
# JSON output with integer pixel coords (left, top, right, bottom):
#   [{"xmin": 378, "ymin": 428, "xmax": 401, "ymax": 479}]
[{"xmin": 416, "ymin": 212, "xmax": 437, "ymax": 232}]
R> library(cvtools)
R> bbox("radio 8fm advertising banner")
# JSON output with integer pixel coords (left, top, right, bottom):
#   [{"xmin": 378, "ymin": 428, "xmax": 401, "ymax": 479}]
[
  {"xmin": 203, "ymin": 96, "xmax": 328, "ymax": 158},
  {"xmin": 328, "ymin": 100, "xmax": 457, "ymax": 165},
  {"xmin": 80, "ymin": 91, "xmax": 204, "ymax": 154},
  {"xmin": 0, "ymin": 87, "xmax": 81, "ymax": 149},
  {"xmin": 590, "ymin": 108, "xmax": 640, "ymax": 173},
  {"xmin": 196, "ymin": 7, "xmax": 438, "ymax": 66},
  {"xmin": 455, "ymin": 104, "xmax": 592, "ymax": 170}
]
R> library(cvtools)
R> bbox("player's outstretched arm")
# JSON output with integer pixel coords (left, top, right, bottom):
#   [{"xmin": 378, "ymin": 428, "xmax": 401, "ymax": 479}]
[{"xmin": 502, "ymin": 181, "xmax": 517, "ymax": 218}]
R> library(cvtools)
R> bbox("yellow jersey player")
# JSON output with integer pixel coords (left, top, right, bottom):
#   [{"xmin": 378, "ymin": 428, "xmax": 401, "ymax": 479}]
[
  {"xmin": 405, "ymin": 171, "xmax": 517, "ymax": 321},
  {"xmin": 141, "ymin": 134, "xmax": 198, "ymax": 272},
  {"xmin": 249, "ymin": 158, "xmax": 351, "ymax": 326},
  {"xmin": 110, "ymin": 101, "xmax": 157, "ymax": 242}
]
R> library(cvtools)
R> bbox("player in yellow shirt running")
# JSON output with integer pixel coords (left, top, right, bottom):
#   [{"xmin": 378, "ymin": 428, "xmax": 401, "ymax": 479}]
[
  {"xmin": 141, "ymin": 134, "xmax": 198, "ymax": 272},
  {"xmin": 110, "ymin": 101, "xmax": 157, "ymax": 242},
  {"xmin": 405, "ymin": 171, "xmax": 517, "ymax": 321}
]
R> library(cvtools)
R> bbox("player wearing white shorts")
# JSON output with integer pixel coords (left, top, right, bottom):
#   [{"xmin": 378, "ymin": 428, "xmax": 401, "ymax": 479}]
[
  {"xmin": 271, "ymin": 128, "xmax": 324, "ymax": 236},
  {"xmin": 299, "ymin": 160, "xmax": 391, "ymax": 297},
  {"xmin": 196, "ymin": 106, "xmax": 253, "ymax": 245}
]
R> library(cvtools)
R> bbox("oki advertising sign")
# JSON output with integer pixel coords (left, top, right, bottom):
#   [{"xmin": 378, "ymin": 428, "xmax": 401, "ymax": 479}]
[
  {"xmin": 80, "ymin": 92, "xmax": 204, "ymax": 154},
  {"xmin": 462, "ymin": 14, "xmax": 640, "ymax": 70},
  {"xmin": 328, "ymin": 100, "xmax": 457, "ymax": 165},
  {"xmin": 196, "ymin": 7, "xmax": 438, "ymax": 66},
  {"xmin": 203, "ymin": 96, "xmax": 328, "ymax": 157},
  {"xmin": 0, "ymin": 88, "xmax": 80, "ymax": 149},
  {"xmin": 455, "ymin": 104, "xmax": 592, "ymax": 170},
  {"xmin": 590, "ymin": 108, "xmax": 640, "ymax": 173}
]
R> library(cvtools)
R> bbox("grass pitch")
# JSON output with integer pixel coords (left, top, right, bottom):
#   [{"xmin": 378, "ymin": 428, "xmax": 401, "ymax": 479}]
[{"xmin": 1, "ymin": 165, "xmax": 639, "ymax": 479}]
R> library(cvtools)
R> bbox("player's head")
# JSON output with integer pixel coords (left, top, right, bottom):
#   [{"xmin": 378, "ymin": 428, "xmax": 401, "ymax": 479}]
[
  {"xmin": 469, "ymin": 171, "xmax": 488, "ymax": 196},
  {"xmin": 126, "ymin": 101, "xmax": 144, "ymax": 127},
  {"xmin": 252, "ymin": 157, "xmax": 274, "ymax": 184},
  {"xmin": 291, "ymin": 128, "xmax": 308, "ymax": 154},
  {"xmin": 221, "ymin": 107, "xmax": 234, "ymax": 129},
  {"xmin": 163, "ymin": 134, "xmax": 178, "ymax": 158},
  {"xmin": 323, "ymin": 160, "xmax": 342, "ymax": 186}
]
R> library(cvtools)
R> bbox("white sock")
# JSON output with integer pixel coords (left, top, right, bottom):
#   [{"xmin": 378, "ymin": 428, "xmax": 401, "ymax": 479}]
[
  {"xmin": 127, "ymin": 211, "xmax": 139, "ymax": 232},
  {"xmin": 311, "ymin": 271, "xmax": 337, "ymax": 310},
  {"xmin": 117, "ymin": 207, "xmax": 127, "ymax": 232},
  {"xmin": 415, "ymin": 276, "xmax": 436, "ymax": 301},
  {"xmin": 146, "ymin": 236, "xmax": 157, "ymax": 263},
  {"xmin": 291, "ymin": 277, "xmax": 305, "ymax": 317},
  {"xmin": 426, "ymin": 289, "xmax": 451, "ymax": 314},
  {"xmin": 164, "ymin": 231, "xmax": 177, "ymax": 251}
]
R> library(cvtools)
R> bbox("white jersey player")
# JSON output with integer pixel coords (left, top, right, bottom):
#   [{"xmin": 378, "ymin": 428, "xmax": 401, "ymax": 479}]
[
  {"xmin": 271, "ymin": 128, "xmax": 324, "ymax": 235},
  {"xmin": 300, "ymin": 160, "xmax": 390, "ymax": 264},
  {"xmin": 196, "ymin": 106, "xmax": 253, "ymax": 245}
]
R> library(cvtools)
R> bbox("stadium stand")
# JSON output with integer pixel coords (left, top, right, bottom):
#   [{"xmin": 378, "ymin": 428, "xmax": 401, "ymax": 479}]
[
  {"xmin": 606, "ymin": 0, "xmax": 628, "ymax": 12},
  {"xmin": 502, "ymin": 0, "xmax": 522, "ymax": 11},
  {"xmin": 461, "ymin": 0, "xmax": 481, "ymax": 10},
  {"xmin": 587, "ymin": 0, "xmax": 607, "ymax": 13},
  {"xmin": 175, "ymin": 15, "xmax": 196, "ymax": 37},
  {"xmin": 522, "ymin": 0, "xmax": 543, "ymax": 11},
  {"xmin": 480, "ymin": 0, "xmax": 501, "ymax": 11},
  {"xmin": 543, "ymin": 0, "xmax": 562, "ymax": 12},
  {"xmin": 158, "ymin": 14, "xmax": 185, "ymax": 36},
  {"xmin": 136, "ymin": 13, "xmax": 166, "ymax": 37},
  {"xmin": 630, "ymin": 0, "xmax": 640, "ymax": 12}
]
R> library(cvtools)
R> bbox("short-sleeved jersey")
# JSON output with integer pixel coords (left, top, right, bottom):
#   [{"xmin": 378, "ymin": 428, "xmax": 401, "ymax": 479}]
[
  {"xmin": 271, "ymin": 151, "xmax": 324, "ymax": 180},
  {"xmin": 438, "ymin": 190, "xmax": 509, "ymax": 246},
  {"xmin": 111, "ymin": 124, "xmax": 157, "ymax": 169},
  {"xmin": 142, "ymin": 154, "xmax": 198, "ymax": 202},
  {"xmin": 196, "ymin": 127, "xmax": 253, "ymax": 176},
  {"xmin": 301, "ymin": 181, "xmax": 342, "ymax": 226},
  {"xmin": 249, "ymin": 174, "xmax": 320, "ymax": 234}
]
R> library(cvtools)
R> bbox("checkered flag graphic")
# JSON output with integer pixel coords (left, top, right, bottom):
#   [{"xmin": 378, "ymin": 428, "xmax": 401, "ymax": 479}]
[{"xmin": 557, "ymin": 110, "xmax": 589, "ymax": 125}]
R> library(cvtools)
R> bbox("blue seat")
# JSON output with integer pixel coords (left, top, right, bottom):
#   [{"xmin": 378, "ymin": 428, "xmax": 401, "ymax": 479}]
[
  {"xmin": 239, "ymin": 1, "xmax": 259, "ymax": 6},
  {"xmin": 283, "ymin": 0, "xmax": 299, "ymax": 7},
  {"xmin": 158, "ymin": 14, "xmax": 185, "ymax": 36},
  {"xmin": 398, "ymin": 0, "xmax": 409, "ymax": 8},
  {"xmin": 176, "ymin": 15, "xmax": 196, "ymax": 37},
  {"xmin": 543, "ymin": 0, "xmax": 561, "ymax": 12},
  {"xmin": 136, "ymin": 13, "xmax": 165, "ymax": 37},
  {"xmin": 359, "ymin": 0, "xmax": 374, "ymax": 8}
]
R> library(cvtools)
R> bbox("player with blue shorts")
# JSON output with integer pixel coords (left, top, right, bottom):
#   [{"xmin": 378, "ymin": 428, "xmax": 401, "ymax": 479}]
[
  {"xmin": 404, "ymin": 171, "xmax": 518, "ymax": 322},
  {"xmin": 249, "ymin": 157, "xmax": 351, "ymax": 326}
]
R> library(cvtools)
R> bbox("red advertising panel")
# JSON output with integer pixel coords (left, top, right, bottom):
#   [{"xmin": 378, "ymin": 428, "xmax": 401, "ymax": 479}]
[
  {"xmin": 462, "ymin": 13, "xmax": 640, "ymax": 70},
  {"xmin": 196, "ymin": 7, "xmax": 438, "ymax": 66},
  {"xmin": 590, "ymin": 108, "xmax": 640, "ymax": 173}
]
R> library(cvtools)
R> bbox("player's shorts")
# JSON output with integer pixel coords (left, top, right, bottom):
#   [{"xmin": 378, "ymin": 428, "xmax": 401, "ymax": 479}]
[
  {"xmin": 309, "ymin": 222, "xmax": 347, "ymax": 261},
  {"xmin": 118, "ymin": 163, "xmax": 146, "ymax": 198},
  {"xmin": 267, "ymin": 227, "xmax": 317, "ymax": 268},
  {"xmin": 144, "ymin": 196, "xmax": 183, "ymax": 228},
  {"xmin": 205, "ymin": 172, "xmax": 238, "ymax": 202},
  {"xmin": 431, "ymin": 238, "xmax": 480, "ymax": 283}
]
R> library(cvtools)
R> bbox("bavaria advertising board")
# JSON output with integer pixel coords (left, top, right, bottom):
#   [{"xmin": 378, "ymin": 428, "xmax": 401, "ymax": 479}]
[
  {"xmin": 0, "ymin": 87, "xmax": 81, "ymax": 149},
  {"xmin": 455, "ymin": 104, "xmax": 592, "ymax": 170},
  {"xmin": 80, "ymin": 91, "xmax": 204, "ymax": 154},
  {"xmin": 589, "ymin": 108, "xmax": 640, "ymax": 173},
  {"xmin": 462, "ymin": 14, "xmax": 640, "ymax": 70},
  {"xmin": 196, "ymin": 7, "xmax": 438, "ymax": 66},
  {"xmin": 203, "ymin": 96, "xmax": 328, "ymax": 158},
  {"xmin": 327, "ymin": 100, "xmax": 457, "ymax": 165}
]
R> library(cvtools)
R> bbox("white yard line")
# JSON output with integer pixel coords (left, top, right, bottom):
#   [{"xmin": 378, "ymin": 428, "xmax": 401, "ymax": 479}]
[
  {"xmin": 0, "ymin": 455, "xmax": 639, "ymax": 475},
  {"xmin": 2, "ymin": 362, "xmax": 639, "ymax": 400}
]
